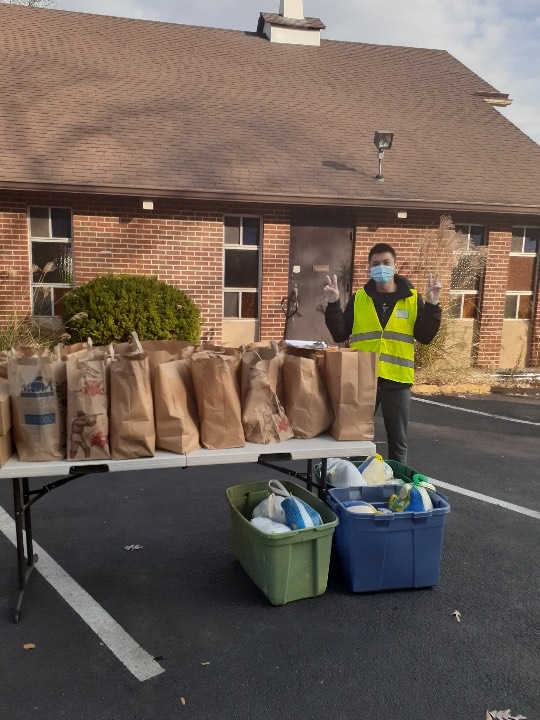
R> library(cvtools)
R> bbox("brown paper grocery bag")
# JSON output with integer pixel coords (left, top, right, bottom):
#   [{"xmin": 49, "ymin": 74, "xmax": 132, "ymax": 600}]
[
  {"xmin": 241, "ymin": 358, "xmax": 293, "ymax": 444},
  {"xmin": 191, "ymin": 350, "xmax": 244, "ymax": 449},
  {"xmin": 0, "ymin": 376, "xmax": 12, "ymax": 435},
  {"xmin": 109, "ymin": 341, "xmax": 155, "ymax": 460},
  {"xmin": 323, "ymin": 348, "xmax": 378, "ymax": 441},
  {"xmin": 281, "ymin": 350, "xmax": 333, "ymax": 439},
  {"xmin": 66, "ymin": 349, "xmax": 110, "ymax": 460},
  {"xmin": 0, "ymin": 350, "xmax": 8, "ymax": 379},
  {"xmin": 8, "ymin": 348, "xmax": 65, "ymax": 461},
  {"xmin": 154, "ymin": 357, "xmax": 200, "ymax": 454},
  {"xmin": 139, "ymin": 340, "xmax": 195, "ymax": 389},
  {"xmin": 240, "ymin": 343, "xmax": 283, "ymax": 409}
]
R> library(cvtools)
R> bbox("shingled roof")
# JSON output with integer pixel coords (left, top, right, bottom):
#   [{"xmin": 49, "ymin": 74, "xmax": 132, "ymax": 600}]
[{"xmin": 1, "ymin": 5, "xmax": 540, "ymax": 214}]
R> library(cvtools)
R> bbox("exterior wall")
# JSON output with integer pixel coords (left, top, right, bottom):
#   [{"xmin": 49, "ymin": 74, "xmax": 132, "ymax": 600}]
[
  {"xmin": 500, "ymin": 320, "xmax": 531, "ymax": 368},
  {"xmin": 0, "ymin": 190, "xmax": 538, "ymax": 368}
]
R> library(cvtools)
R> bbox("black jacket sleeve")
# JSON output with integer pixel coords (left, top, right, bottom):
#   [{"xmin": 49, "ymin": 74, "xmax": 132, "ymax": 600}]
[
  {"xmin": 325, "ymin": 295, "xmax": 355, "ymax": 343},
  {"xmin": 414, "ymin": 293, "xmax": 442, "ymax": 344}
]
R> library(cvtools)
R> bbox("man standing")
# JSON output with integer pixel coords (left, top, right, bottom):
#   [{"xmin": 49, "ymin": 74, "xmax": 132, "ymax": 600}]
[{"xmin": 324, "ymin": 242, "xmax": 441, "ymax": 464}]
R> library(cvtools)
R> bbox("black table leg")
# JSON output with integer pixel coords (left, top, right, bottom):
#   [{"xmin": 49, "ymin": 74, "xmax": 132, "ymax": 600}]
[{"xmin": 13, "ymin": 477, "xmax": 37, "ymax": 623}]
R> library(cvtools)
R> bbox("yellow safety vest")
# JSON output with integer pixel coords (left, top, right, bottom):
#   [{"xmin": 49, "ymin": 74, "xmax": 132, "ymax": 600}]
[{"xmin": 350, "ymin": 289, "xmax": 418, "ymax": 384}]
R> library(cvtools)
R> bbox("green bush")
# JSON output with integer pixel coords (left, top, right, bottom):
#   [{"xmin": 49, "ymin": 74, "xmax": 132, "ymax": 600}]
[{"xmin": 62, "ymin": 274, "xmax": 202, "ymax": 345}]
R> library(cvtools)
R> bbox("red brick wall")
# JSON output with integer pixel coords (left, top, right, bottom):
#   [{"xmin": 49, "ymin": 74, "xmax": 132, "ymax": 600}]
[{"xmin": 0, "ymin": 190, "xmax": 538, "ymax": 367}]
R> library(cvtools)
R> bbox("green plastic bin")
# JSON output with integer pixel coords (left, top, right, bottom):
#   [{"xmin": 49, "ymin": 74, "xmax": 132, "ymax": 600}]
[{"xmin": 226, "ymin": 480, "xmax": 338, "ymax": 605}]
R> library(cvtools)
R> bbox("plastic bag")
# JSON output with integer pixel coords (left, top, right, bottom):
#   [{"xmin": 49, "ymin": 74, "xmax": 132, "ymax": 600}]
[
  {"xmin": 250, "ymin": 517, "xmax": 291, "ymax": 534},
  {"xmin": 389, "ymin": 474, "xmax": 436, "ymax": 512},
  {"xmin": 326, "ymin": 458, "xmax": 366, "ymax": 488},
  {"xmin": 251, "ymin": 479, "xmax": 291, "ymax": 524},
  {"xmin": 357, "ymin": 455, "xmax": 387, "ymax": 485},
  {"xmin": 282, "ymin": 496, "xmax": 323, "ymax": 530}
]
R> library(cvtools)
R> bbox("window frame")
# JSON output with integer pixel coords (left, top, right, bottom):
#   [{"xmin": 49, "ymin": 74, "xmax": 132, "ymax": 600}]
[
  {"xmin": 447, "ymin": 290, "xmax": 480, "ymax": 320},
  {"xmin": 454, "ymin": 223, "xmax": 487, "ymax": 248},
  {"xmin": 222, "ymin": 214, "xmax": 262, "ymax": 321},
  {"xmin": 28, "ymin": 206, "xmax": 74, "ymax": 318},
  {"xmin": 503, "ymin": 291, "xmax": 534, "ymax": 320},
  {"xmin": 510, "ymin": 226, "xmax": 539, "ymax": 256}
]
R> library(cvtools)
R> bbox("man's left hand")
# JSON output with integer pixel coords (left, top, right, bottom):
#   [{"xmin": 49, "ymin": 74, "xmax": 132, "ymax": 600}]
[{"xmin": 425, "ymin": 272, "xmax": 442, "ymax": 305}]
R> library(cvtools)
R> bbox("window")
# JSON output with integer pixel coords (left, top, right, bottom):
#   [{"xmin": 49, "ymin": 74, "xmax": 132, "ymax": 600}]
[
  {"xmin": 448, "ymin": 292, "xmax": 479, "ymax": 319},
  {"xmin": 29, "ymin": 207, "xmax": 73, "ymax": 317},
  {"xmin": 504, "ymin": 293, "xmax": 533, "ymax": 319},
  {"xmin": 223, "ymin": 216, "xmax": 261, "ymax": 319},
  {"xmin": 511, "ymin": 227, "xmax": 539, "ymax": 254},
  {"xmin": 449, "ymin": 225, "xmax": 486, "ymax": 318},
  {"xmin": 455, "ymin": 224, "xmax": 486, "ymax": 248}
]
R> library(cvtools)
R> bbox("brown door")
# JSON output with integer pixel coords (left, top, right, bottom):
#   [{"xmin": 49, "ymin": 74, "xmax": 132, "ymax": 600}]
[{"xmin": 285, "ymin": 210, "xmax": 355, "ymax": 343}]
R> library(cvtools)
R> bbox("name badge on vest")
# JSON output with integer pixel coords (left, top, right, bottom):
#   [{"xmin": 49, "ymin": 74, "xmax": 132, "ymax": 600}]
[{"xmin": 396, "ymin": 309, "xmax": 409, "ymax": 319}]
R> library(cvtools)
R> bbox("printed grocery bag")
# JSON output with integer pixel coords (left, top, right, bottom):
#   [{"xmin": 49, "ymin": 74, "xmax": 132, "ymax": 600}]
[
  {"xmin": 154, "ymin": 356, "xmax": 200, "ymax": 454},
  {"xmin": 281, "ymin": 349, "xmax": 333, "ymax": 438},
  {"xmin": 109, "ymin": 338, "xmax": 155, "ymax": 460},
  {"xmin": 241, "ymin": 354, "xmax": 293, "ymax": 444},
  {"xmin": 323, "ymin": 348, "xmax": 377, "ymax": 441},
  {"xmin": 191, "ymin": 350, "xmax": 244, "ymax": 449},
  {"xmin": 8, "ymin": 347, "xmax": 65, "ymax": 461},
  {"xmin": 66, "ymin": 349, "xmax": 110, "ymax": 460}
]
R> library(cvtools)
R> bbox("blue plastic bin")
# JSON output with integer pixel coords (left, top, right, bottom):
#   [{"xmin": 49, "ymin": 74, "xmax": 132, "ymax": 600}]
[{"xmin": 326, "ymin": 484, "xmax": 450, "ymax": 592}]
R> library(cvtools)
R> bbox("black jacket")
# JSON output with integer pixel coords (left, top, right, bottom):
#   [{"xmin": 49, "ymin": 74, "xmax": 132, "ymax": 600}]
[{"xmin": 325, "ymin": 274, "xmax": 441, "ymax": 385}]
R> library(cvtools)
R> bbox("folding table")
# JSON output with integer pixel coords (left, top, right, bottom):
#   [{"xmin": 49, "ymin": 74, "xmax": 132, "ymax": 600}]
[{"xmin": 0, "ymin": 434, "xmax": 376, "ymax": 622}]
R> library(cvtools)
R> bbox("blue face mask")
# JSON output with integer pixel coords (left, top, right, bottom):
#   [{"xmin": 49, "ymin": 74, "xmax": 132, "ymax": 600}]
[{"xmin": 369, "ymin": 265, "xmax": 395, "ymax": 285}]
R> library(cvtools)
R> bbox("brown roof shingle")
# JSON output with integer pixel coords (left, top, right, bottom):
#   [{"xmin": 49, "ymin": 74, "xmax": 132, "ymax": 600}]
[{"xmin": 1, "ymin": 4, "xmax": 540, "ymax": 214}]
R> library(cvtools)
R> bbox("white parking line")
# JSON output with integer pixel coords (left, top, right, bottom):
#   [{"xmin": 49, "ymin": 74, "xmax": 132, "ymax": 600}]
[
  {"xmin": 0, "ymin": 506, "xmax": 165, "ymax": 682},
  {"xmin": 429, "ymin": 479, "xmax": 540, "ymax": 520},
  {"xmin": 413, "ymin": 396, "xmax": 540, "ymax": 426}
]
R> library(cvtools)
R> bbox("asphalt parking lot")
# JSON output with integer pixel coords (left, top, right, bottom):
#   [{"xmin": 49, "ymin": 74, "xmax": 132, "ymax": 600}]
[{"xmin": 0, "ymin": 392, "xmax": 538, "ymax": 720}]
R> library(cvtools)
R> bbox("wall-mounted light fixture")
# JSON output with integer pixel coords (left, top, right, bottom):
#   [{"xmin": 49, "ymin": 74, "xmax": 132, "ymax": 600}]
[
  {"xmin": 373, "ymin": 131, "xmax": 394, "ymax": 182},
  {"xmin": 142, "ymin": 199, "xmax": 154, "ymax": 210},
  {"xmin": 397, "ymin": 210, "xmax": 407, "ymax": 219}
]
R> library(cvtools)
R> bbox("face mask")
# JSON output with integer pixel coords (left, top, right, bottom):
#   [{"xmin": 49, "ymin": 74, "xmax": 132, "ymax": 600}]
[{"xmin": 369, "ymin": 265, "xmax": 395, "ymax": 285}]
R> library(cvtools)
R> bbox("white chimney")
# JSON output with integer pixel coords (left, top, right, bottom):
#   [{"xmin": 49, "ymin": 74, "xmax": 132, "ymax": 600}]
[
  {"xmin": 279, "ymin": 0, "xmax": 304, "ymax": 19},
  {"xmin": 258, "ymin": 2, "xmax": 325, "ymax": 46}
]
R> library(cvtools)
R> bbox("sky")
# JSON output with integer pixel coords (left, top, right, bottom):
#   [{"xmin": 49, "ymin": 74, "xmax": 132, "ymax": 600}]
[{"xmin": 52, "ymin": 0, "xmax": 540, "ymax": 145}]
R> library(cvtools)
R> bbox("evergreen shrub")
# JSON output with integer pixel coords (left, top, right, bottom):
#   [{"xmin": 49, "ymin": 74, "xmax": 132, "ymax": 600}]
[{"xmin": 62, "ymin": 274, "xmax": 202, "ymax": 345}]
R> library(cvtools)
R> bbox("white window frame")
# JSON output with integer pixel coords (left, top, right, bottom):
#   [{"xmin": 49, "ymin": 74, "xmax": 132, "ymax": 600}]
[
  {"xmin": 455, "ymin": 223, "xmax": 486, "ymax": 248},
  {"xmin": 510, "ymin": 226, "xmax": 539, "ymax": 256},
  {"xmin": 223, "ymin": 215, "xmax": 262, "ymax": 321},
  {"xmin": 448, "ymin": 290, "xmax": 480, "ymax": 320},
  {"xmin": 504, "ymin": 291, "xmax": 533, "ymax": 320},
  {"xmin": 28, "ymin": 206, "xmax": 74, "ymax": 318}
]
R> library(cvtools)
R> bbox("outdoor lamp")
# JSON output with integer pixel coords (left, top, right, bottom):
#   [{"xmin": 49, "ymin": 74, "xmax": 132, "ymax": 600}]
[{"xmin": 373, "ymin": 131, "xmax": 394, "ymax": 181}]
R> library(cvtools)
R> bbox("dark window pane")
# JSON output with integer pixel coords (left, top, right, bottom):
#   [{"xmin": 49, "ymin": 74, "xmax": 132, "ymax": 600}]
[
  {"xmin": 51, "ymin": 208, "xmax": 72, "ymax": 238},
  {"xmin": 224, "ymin": 216, "xmax": 240, "ymax": 245},
  {"xmin": 447, "ymin": 296, "xmax": 462, "ymax": 318},
  {"xmin": 241, "ymin": 292, "xmax": 258, "ymax": 318},
  {"xmin": 469, "ymin": 227, "xmax": 485, "ymax": 247},
  {"xmin": 224, "ymin": 249, "xmax": 259, "ymax": 288},
  {"xmin": 504, "ymin": 295, "xmax": 518, "ymax": 319},
  {"xmin": 451, "ymin": 255, "xmax": 480, "ymax": 290},
  {"xmin": 524, "ymin": 228, "xmax": 539, "ymax": 254},
  {"xmin": 29, "ymin": 207, "xmax": 50, "ymax": 238},
  {"xmin": 518, "ymin": 295, "xmax": 532, "ymax": 319},
  {"xmin": 454, "ymin": 224, "xmax": 467, "ymax": 235},
  {"xmin": 32, "ymin": 286, "xmax": 52, "ymax": 316},
  {"xmin": 507, "ymin": 255, "xmax": 536, "ymax": 291},
  {"xmin": 242, "ymin": 217, "xmax": 260, "ymax": 246},
  {"xmin": 53, "ymin": 287, "xmax": 70, "ymax": 317},
  {"xmin": 32, "ymin": 242, "xmax": 73, "ymax": 284},
  {"xmin": 224, "ymin": 292, "xmax": 239, "ymax": 317},
  {"xmin": 462, "ymin": 294, "xmax": 478, "ymax": 319},
  {"xmin": 511, "ymin": 228, "xmax": 524, "ymax": 253}
]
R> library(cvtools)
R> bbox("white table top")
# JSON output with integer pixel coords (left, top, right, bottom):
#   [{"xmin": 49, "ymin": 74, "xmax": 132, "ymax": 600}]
[{"xmin": 0, "ymin": 435, "xmax": 376, "ymax": 480}]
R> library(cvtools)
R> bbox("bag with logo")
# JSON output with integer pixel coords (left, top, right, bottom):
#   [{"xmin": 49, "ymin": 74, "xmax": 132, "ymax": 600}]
[
  {"xmin": 66, "ymin": 347, "xmax": 110, "ymax": 460},
  {"xmin": 8, "ymin": 347, "xmax": 65, "ymax": 461}
]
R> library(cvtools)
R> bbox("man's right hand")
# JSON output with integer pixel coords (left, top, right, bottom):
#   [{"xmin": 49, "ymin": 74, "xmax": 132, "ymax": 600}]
[{"xmin": 323, "ymin": 274, "xmax": 340, "ymax": 303}]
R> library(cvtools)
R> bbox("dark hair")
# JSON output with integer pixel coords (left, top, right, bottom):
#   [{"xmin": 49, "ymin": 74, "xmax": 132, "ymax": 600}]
[{"xmin": 368, "ymin": 243, "xmax": 396, "ymax": 261}]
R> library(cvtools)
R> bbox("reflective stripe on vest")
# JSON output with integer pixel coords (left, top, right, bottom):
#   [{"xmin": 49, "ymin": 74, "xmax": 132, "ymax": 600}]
[{"xmin": 350, "ymin": 289, "xmax": 418, "ymax": 383}]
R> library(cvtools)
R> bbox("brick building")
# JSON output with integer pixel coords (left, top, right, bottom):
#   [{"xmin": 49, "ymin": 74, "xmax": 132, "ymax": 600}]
[{"xmin": 1, "ymin": 2, "xmax": 539, "ymax": 368}]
